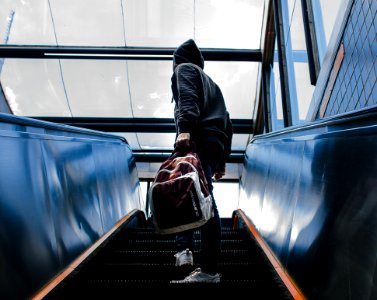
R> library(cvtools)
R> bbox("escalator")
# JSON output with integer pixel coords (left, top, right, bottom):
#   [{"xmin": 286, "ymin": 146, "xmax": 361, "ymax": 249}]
[{"xmin": 42, "ymin": 213, "xmax": 294, "ymax": 299}]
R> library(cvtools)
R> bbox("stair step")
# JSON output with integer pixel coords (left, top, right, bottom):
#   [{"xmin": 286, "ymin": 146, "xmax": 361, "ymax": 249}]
[
  {"xmin": 112, "ymin": 230, "xmax": 245, "ymax": 244},
  {"xmin": 70, "ymin": 261, "xmax": 276, "ymax": 283},
  {"xmin": 47, "ymin": 278, "xmax": 290, "ymax": 299},
  {"xmin": 44, "ymin": 219, "xmax": 293, "ymax": 300},
  {"xmin": 115, "ymin": 239, "xmax": 251, "ymax": 251},
  {"xmin": 101, "ymin": 248, "xmax": 260, "ymax": 264}
]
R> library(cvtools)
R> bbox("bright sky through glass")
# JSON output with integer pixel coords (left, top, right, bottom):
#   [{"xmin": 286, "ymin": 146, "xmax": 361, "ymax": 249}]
[
  {"xmin": 0, "ymin": 0, "xmax": 264, "ymax": 199},
  {"xmin": 0, "ymin": 0, "xmax": 264, "ymax": 48},
  {"xmin": 0, "ymin": 0, "xmax": 264, "ymax": 157}
]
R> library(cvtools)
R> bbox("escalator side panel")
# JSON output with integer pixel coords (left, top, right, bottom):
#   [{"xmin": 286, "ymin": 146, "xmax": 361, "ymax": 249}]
[
  {"xmin": 240, "ymin": 117, "xmax": 377, "ymax": 299},
  {"xmin": 0, "ymin": 114, "xmax": 143, "ymax": 300}
]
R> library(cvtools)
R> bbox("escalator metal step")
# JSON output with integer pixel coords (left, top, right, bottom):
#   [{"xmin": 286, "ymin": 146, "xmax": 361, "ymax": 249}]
[
  {"xmin": 102, "ymin": 248, "xmax": 260, "ymax": 264},
  {"xmin": 47, "ymin": 279, "xmax": 291, "ymax": 299},
  {"xmin": 44, "ymin": 219, "xmax": 293, "ymax": 300}
]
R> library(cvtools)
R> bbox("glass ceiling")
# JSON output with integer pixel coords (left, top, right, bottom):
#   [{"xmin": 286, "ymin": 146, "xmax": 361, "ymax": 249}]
[
  {"xmin": 0, "ymin": 0, "xmax": 264, "ymax": 48},
  {"xmin": 0, "ymin": 0, "xmax": 265, "ymax": 156}
]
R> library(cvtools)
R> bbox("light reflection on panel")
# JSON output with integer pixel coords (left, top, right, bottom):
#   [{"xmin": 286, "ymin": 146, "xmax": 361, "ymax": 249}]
[
  {"xmin": 240, "ymin": 122, "xmax": 377, "ymax": 299},
  {"xmin": 0, "ymin": 115, "xmax": 142, "ymax": 299},
  {"xmin": 239, "ymin": 144, "xmax": 271, "ymax": 230},
  {"xmin": 271, "ymin": 40, "xmax": 284, "ymax": 131}
]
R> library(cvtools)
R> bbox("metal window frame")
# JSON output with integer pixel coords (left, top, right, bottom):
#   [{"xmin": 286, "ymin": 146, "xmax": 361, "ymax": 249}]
[
  {"xmin": 306, "ymin": 0, "xmax": 355, "ymax": 120},
  {"xmin": 0, "ymin": 45, "xmax": 262, "ymax": 62},
  {"xmin": 255, "ymin": 0, "xmax": 275, "ymax": 134},
  {"xmin": 1, "ymin": 45, "xmax": 261, "ymax": 162},
  {"xmin": 30, "ymin": 117, "xmax": 253, "ymax": 134},
  {"xmin": 30, "ymin": 116, "xmax": 252, "ymax": 163},
  {"xmin": 301, "ymin": 0, "xmax": 321, "ymax": 85},
  {"xmin": 273, "ymin": 0, "xmax": 293, "ymax": 128}
]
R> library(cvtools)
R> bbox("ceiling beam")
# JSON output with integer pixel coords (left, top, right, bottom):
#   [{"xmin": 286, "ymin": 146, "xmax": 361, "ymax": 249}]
[
  {"xmin": 30, "ymin": 117, "xmax": 254, "ymax": 134},
  {"xmin": 0, "ymin": 46, "xmax": 262, "ymax": 61},
  {"xmin": 133, "ymin": 150, "xmax": 244, "ymax": 164}
]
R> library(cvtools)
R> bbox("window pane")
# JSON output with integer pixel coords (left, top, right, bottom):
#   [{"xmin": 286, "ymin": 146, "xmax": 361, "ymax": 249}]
[
  {"xmin": 124, "ymin": 0, "xmax": 194, "ymax": 47},
  {"xmin": 0, "ymin": 0, "xmax": 265, "ymax": 49},
  {"xmin": 312, "ymin": 0, "xmax": 343, "ymax": 64},
  {"xmin": 287, "ymin": 0, "xmax": 306, "ymax": 50},
  {"xmin": 206, "ymin": 62, "xmax": 259, "ymax": 119},
  {"xmin": 213, "ymin": 182, "xmax": 240, "ymax": 217},
  {"xmin": 114, "ymin": 132, "xmax": 249, "ymax": 153},
  {"xmin": 137, "ymin": 133, "xmax": 176, "ymax": 150},
  {"xmin": 1, "ymin": 59, "xmax": 134, "ymax": 117},
  {"xmin": 294, "ymin": 62, "xmax": 315, "ymax": 120},
  {"xmin": 285, "ymin": 0, "xmax": 315, "ymax": 124},
  {"xmin": 231, "ymin": 134, "xmax": 251, "ymax": 151},
  {"xmin": 127, "ymin": 60, "xmax": 173, "ymax": 118},
  {"xmin": 2, "ymin": 59, "xmax": 258, "ymax": 120},
  {"xmin": 0, "ymin": 0, "xmax": 55, "ymax": 45},
  {"xmin": 195, "ymin": 0, "xmax": 264, "ymax": 48},
  {"xmin": 318, "ymin": 0, "xmax": 343, "ymax": 46},
  {"xmin": 1, "ymin": 59, "xmax": 70, "ymax": 116},
  {"xmin": 50, "ymin": 0, "xmax": 125, "ymax": 46},
  {"xmin": 61, "ymin": 60, "xmax": 133, "ymax": 117},
  {"xmin": 271, "ymin": 41, "xmax": 284, "ymax": 131}
]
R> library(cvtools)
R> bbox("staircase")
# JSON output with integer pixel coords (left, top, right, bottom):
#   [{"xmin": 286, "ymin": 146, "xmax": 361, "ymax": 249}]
[{"xmin": 43, "ymin": 217, "xmax": 293, "ymax": 299}]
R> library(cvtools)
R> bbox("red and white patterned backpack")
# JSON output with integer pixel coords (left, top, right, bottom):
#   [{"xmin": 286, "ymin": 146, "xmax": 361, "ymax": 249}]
[{"xmin": 149, "ymin": 148, "xmax": 213, "ymax": 234}]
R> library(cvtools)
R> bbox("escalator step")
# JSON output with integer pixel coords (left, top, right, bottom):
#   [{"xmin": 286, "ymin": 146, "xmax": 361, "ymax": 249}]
[
  {"xmin": 44, "ymin": 221, "xmax": 293, "ymax": 300},
  {"xmin": 47, "ymin": 279, "xmax": 291, "ymax": 299},
  {"xmin": 101, "ymin": 248, "xmax": 260, "ymax": 264}
]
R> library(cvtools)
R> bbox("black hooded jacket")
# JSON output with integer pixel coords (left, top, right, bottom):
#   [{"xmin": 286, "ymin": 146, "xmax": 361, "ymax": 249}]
[{"xmin": 171, "ymin": 39, "xmax": 233, "ymax": 172}]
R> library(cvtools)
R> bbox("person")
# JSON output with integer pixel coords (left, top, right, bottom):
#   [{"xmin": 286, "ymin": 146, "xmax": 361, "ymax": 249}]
[{"xmin": 169, "ymin": 39, "xmax": 233, "ymax": 283}]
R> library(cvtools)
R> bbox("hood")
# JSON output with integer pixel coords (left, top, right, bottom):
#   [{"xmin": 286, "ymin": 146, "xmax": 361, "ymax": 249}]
[{"xmin": 173, "ymin": 39, "xmax": 204, "ymax": 70}]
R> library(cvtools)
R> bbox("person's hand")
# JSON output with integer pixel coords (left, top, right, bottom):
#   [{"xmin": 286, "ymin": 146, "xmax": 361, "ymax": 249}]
[
  {"xmin": 175, "ymin": 133, "xmax": 191, "ymax": 148},
  {"xmin": 213, "ymin": 171, "xmax": 225, "ymax": 182}
]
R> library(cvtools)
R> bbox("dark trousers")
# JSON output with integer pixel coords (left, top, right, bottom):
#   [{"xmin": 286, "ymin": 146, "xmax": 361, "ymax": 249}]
[{"xmin": 175, "ymin": 145, "xmax": 222, "ymax": 274}]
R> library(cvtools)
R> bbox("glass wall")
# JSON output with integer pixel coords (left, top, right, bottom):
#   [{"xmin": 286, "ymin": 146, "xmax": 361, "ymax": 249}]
[
  {"xmin": 271, "ymin": 41, "xmax": 284, "ymax": 131},
  {"xmin": 286, "ymin": 0, "xmax": 315, "ymax": 124},
  {"xmin": 312, "ymin": 0, "xmax": 344, "ymax": 64},
  {"xmin": 269, "ymin": 0, "xmax": 345, "ymax": 130}
]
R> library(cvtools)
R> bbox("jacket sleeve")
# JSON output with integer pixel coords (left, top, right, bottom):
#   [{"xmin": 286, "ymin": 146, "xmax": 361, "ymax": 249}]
[
  {"xmin": 216, "ymin": 112, "xmax": 233, "ymax": 173},
  {"xmin": 224, "ymin": 112, "xmax": 233, "ymax": 159},
  {"xmin": 173, "ymin": 64, "xmax": 202, "ymax": 134}
]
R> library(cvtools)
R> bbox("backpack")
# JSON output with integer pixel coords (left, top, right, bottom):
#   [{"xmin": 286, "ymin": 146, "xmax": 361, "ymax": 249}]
[{"xmin": 148, "ymin": 148, "xmax": 213, "ymax": 234}]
